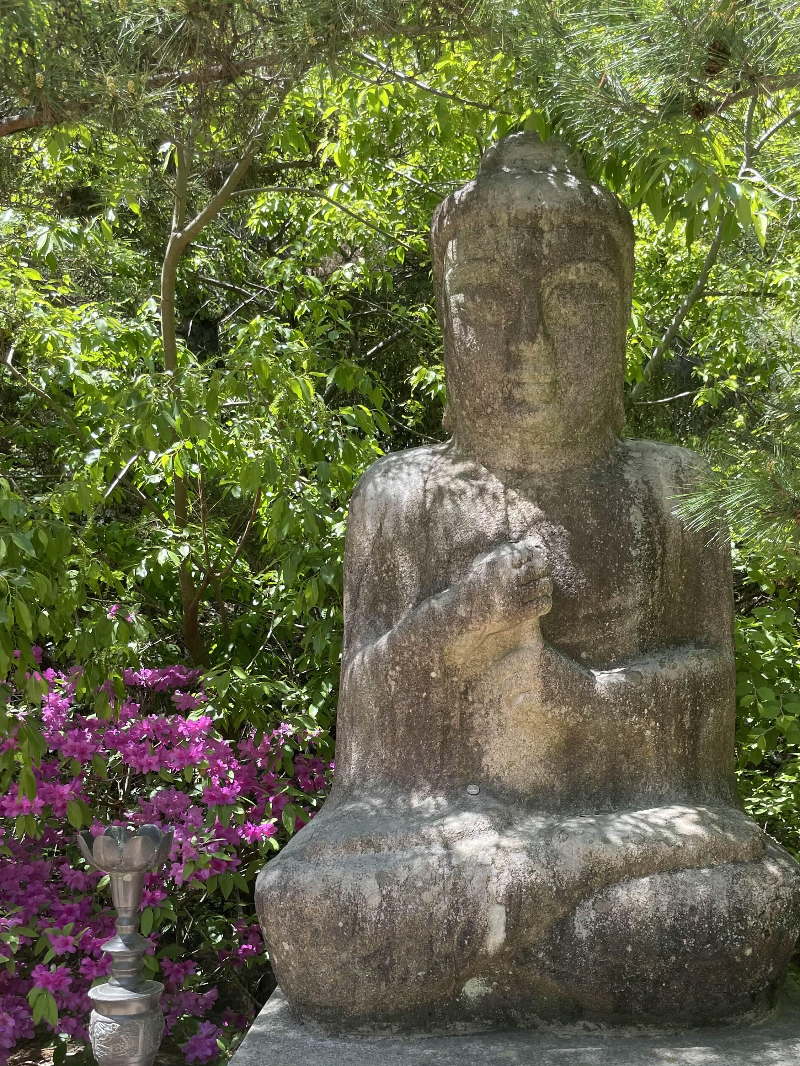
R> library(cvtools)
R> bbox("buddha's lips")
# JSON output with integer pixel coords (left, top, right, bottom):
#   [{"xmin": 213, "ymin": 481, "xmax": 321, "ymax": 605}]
[{"xmin": 509, "ymin": 377, "xmax": 558, "ymax": 395}]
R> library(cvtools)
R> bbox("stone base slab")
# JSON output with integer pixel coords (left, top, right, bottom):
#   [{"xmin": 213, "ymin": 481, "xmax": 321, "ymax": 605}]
[{"xmin": 231, "ymin": 982, "xmax": 800, "ymax": 1066}]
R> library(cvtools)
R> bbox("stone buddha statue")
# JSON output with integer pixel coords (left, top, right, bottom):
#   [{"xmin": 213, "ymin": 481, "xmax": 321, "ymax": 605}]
[{"xmin": 256, "ymin": 133, "xmax": 800, "ymax": 1033}]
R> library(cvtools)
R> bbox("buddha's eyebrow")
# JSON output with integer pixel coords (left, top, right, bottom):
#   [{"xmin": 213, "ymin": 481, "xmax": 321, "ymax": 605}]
[
  {"xmin": 542, "ymin": 262, "xmax": 620, "ymax": 296},
  {"xmin": 444, "ymin": 264, "xmax": 503, "ymax": 283}
]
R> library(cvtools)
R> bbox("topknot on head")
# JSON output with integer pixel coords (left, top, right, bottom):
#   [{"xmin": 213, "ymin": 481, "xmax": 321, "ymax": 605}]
[
  {"xmin": 429, "ymin": 132, "xmax": 634, "ymax": 294},
  {"xmin": 477, "ymin": 131, "xmax": 587, "ymax": 182}
]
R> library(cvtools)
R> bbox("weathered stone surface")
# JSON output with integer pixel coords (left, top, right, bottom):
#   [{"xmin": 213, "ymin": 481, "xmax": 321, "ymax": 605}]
[
  {"xmin": 230, "ymin": 982, "xmax": 800, "ymax": 1066},
  {"xmin": 256, "ymin": 132, "xmax": 800, "ymax": 1033}
]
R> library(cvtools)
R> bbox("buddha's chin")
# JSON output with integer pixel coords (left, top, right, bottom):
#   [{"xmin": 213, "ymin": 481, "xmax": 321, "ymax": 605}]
[
  {"xmin": 456, "ymin": 416, "xmax": 617, "ymax": 471},
  {"xmin": 459, "ymin": 407, "xmax": 572, "ymax": 444}
]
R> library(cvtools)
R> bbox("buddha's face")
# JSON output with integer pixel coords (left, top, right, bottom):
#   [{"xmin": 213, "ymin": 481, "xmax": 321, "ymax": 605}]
[{"xmin": 441, "ymin": 213, "xmax": 627, "ymax": 461}]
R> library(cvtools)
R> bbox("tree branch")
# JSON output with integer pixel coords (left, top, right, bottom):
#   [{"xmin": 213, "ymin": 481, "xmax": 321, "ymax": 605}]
[
  {"xmin": 0, "ymin": 55, "xmax": 284, "ymax": 139},
  {"xmin": 634, "ymin": 389, "xmax": 698, "ymax": 405},
  {"xmin": 381, "ymin": 407, "xmax": 444, "ymax": 444},
  {"xmin": 194, "ymin": 273, "xmax": 268, "ymax": 300},
  {"xmin": 0, "ymin": 22, "xmax": 484, "ymax": 140},
  {"xmin": 103, "ymin": 452, "xmax": 142, "ymax": 499},
  {"xmin": 631, "ymin": 91, "xmax": 761, "ymax": 402},
  {"xmin": 155, "ymin": 90, "xmax": 287, "ymax": 664},
  {"xmin": 2, "ymin": 346, "xmax": 87, "ymax": 444},
  {"xmin": 198, "ymin": 468, "xmax": 213, "ymax": 576},
  {"xmin": 630, "ymin": 209, "xmax": 730, "ymax": 401},
  {"xmin": 189, "ymin": 487, "xmax": 262, "ymax": 613},
  {"xmin": 231, "ymin": 185, "xmax": 416, "ymax": 251},
  {"xmin": 711, "ymin": 76, "xmax": 800, "ymax": 116},
  {"xmin": 354, "ymin": 52, "xmax": 510, "ymax": 113},
  {"xmin": 175, "ymin": 127, "xmax": 268, "ymax": 254},
  {"xmin": 753, "ymin": 105, "xmax": 800, "ymax": 155},
  {"xmin": 161, "ymin": 139, "xmax": 192, "ymax": 375},
  {"xmin": 215, "ymin": 487, "xmax": 261, "ymax": 584},
  {"xmin": 742, "ymin": 91, "xmax": 758, "ymax": 170}
]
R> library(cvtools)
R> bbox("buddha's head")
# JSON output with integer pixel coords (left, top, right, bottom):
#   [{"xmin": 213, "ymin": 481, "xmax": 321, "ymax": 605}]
[{"xmin": 430, "ymin": 133, "xmax": 634, "ymax": 472}]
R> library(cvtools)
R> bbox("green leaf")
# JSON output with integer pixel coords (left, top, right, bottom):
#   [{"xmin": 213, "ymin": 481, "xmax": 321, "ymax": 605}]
[
  {"xmin": 282, "ymin": 804, "xmax": 297, "ymax": 835},
  {"xmin": 753, "ymin": 212, "xmax": 768, "ymax": 249},
  {"xmin": 19, "ymin": 765, "xmax": 37, "ymax": 801},
  {"xmin": 66, "ymin": 800, "xmax": 84, "ymax": 829},
  {"xmin": 685, "ymin": 177, "xmax": 706, "ymax": 205},
  {"xmin": 14, "ymin": 598, "xmax": 33, "ymax": 638},
  {"xmin": 736, "ymin": 193, "xmax": 752, "ymax": 229},
  {"xmin": 140, "ymin": 906, "xmax": 154, "ymax": 936},
  {"xmin": 240, "ymin": 461, "xmax": 261, "ymax": 494},
  {"xmin": 32, "ymin": 988, "xmax": 58, "ymax": 1026},
  {"xmin": 523, "ymin": 111, "xmax": 549, "ymax": 141}
]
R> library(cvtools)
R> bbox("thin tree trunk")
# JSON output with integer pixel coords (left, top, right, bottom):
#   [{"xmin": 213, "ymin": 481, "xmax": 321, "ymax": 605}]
[
  {"xmin": 159, "ymin": 140, "xmax": 207, "ymax": 662},
  {"xmin": 158, "ymin": 107, "xmax": 279, "ymax": 663}
]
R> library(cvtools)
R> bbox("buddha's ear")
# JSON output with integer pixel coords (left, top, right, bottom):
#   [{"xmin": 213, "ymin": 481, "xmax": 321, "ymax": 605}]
[{"xmin": 442, "ymin": 401, "xmax": 454, "ymax": 435}]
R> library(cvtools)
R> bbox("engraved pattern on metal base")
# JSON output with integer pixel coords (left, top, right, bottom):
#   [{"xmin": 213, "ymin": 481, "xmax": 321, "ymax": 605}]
[{"xmin": 89, "ymin": 1010, "xmax": 164, "ymax": 1064}]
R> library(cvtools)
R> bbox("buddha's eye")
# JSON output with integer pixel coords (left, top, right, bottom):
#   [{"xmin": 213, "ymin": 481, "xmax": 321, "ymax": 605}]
[
  {"xmin": 455, "ymin": 288, "xmax": 503, "ymax": 313},
  {"xmin": 545, "ymin": 281, "xmax": 608, "ymax": 309}
]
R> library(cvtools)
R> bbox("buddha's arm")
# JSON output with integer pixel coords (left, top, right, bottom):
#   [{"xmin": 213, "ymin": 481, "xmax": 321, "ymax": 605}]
[
  {"xmin": 341, "ymin": 536, "xmax": 553, "ymax": 686},
  {"xmin": 532, "ymin": 638, "xmax": 734, "ymax": 725}
]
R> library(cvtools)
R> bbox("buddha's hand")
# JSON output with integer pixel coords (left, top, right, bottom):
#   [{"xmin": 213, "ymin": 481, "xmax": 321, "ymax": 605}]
[{"xmin": 465, "ymin": 536, "xmax": 552, "ymax": 623}]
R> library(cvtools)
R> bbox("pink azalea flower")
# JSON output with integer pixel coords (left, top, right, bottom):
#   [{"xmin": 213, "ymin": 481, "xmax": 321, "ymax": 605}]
[
  {"xmin": 48, "ymin": 934, "xmax": 77, "ymax": 956},
  {"xmin": 140, "ymin": 887, "xmax": 167, "ymax": 909},
  {"xmin": 59, "ymin": 863, "xmax": 95, "ymax": 892},
  {"xmin": 31, "ymin": 965, "xmax": 72, "ymax": 994},
  {"xmin": 181, "ymin": 1021, "xmax": 222, "ymax": 1064},
  {"xmin": 161, "ymin": 959, "xmax": 196, "ymax": 990},
  {"xmin": 171, "ymin": 691, "xmax": 204, "ymax": 712},
  {"xmin": 80, "ymin": 956, "xmax": 111, "ymax": 980},
  {"xmin": 0, "ymin": 658, "xmax": 333, "ymax": 1062},
  {"xmin": 240, "ymin": 821, "xmax": 277, "ymax": 843}
]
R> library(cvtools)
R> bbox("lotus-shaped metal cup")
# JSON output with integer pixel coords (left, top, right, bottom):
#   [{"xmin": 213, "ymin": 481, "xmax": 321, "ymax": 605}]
[{"xmin": 77, "ymin": 824, "xmax": 174, "ymax": 874}]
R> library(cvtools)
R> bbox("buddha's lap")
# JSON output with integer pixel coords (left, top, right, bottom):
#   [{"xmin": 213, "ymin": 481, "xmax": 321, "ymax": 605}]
[
  {"xmin": 256, "ymin": 810, "xmax": 800, "ymax": 1027},
  {"xmin": 259, "ymin": 796, "xmax": 769, "ymax": 897}
]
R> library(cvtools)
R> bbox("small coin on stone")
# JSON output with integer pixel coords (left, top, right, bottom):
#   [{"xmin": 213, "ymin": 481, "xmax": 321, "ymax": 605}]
[{"xmin": 466, "ymin": 784, "xmax": 480, "ymax": 795}]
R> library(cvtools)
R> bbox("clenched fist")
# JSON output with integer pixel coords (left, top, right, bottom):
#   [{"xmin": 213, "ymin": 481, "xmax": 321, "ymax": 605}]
[{"xmin": 465, "ymin": 535, "xmax": 552, "ymax": 624}]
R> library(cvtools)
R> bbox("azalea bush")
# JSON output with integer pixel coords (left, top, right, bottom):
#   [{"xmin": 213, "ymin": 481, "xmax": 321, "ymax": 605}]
[{"xmin": 0, "ymin": 649, "xmax": 332, "ymax": 1064}]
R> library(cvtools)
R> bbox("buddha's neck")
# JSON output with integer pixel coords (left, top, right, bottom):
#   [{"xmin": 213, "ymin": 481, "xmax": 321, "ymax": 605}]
[{"xmin": 452, "ymin": 422, "xmax": 618, "ymax": 479}]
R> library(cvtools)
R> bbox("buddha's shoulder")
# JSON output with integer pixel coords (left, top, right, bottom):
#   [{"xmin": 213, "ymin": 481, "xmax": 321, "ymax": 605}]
[
  {"xmin": 350, "ymin": 442, "xmax": 456, "ymax": 509},
  {"xmin": 619, "ymin": 437, "xmax": 710, "ymax": 493}
]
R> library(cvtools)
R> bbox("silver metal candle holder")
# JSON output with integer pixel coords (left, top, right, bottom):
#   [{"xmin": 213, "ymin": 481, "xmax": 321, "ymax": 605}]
[{"xmin": 77, "ymin": 825, "xmax": 174, "ymax": 1066}]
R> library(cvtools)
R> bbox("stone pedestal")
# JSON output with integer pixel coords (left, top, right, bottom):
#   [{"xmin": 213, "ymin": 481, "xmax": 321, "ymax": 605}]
[{"xmin": 231, "ymin": 981, "xmax": 800, "ymax": 1066}]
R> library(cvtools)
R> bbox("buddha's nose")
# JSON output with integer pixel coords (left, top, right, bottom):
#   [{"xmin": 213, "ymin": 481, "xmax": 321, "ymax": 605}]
[{"xmin": 508, "ymin": 312, "xmax": 557, "ymax": 390}]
